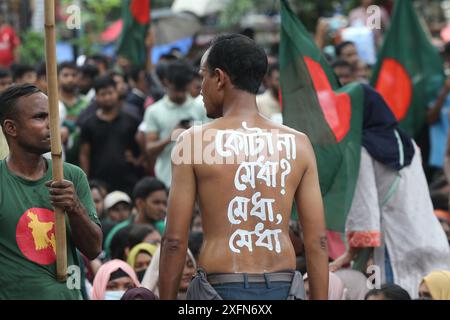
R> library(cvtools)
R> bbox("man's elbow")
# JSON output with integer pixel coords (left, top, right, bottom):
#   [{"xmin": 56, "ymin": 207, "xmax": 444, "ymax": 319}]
[
  {"xmin": 161, "ymin": 235, "xmax": 186, "ymax": 254},
  {"xmin": 84, "ymin": 230, "xmax": 103, "ymax": 260}
]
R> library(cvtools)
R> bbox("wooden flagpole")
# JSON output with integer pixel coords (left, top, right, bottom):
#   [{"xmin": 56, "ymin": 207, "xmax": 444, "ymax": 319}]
[{"xmin": 44, "ymin": 0, "xmax": 67, "ymax": 282}]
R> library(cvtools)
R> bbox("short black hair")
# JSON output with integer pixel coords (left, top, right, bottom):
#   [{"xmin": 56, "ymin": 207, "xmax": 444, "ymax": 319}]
[
  {"xmin": 108, "ymin": 70, "xmax": 128, "ymax": 83},
  {"xmin": 128, "ymin": 65, "xmax": 146, "ymax": 83},
  {"xmin": 133, "ymin": 177, "xmax": 167, "ymax": 201},
  {"xmin": 88, "ymin": 54, "xmax": 109, "ymax": 68},
  {"xmin": 127, "ymin": 224, "xmax": 157, "ymax": 249},
  {"xmin": 335, "ymin": 41, "xmax": 356, "ymax": 58},
  {"xmin": 89, "ymin": 179, "xmax": 109, "ymax": 193},
  {"xmin": 93, "ymin": 75, "xmax": 117, "ymax": 93},
  {"xmin": 36, "ymin": 63, "xmax": 46, "ymax": 78},
  {"xmin": 80, "ymin": 64, "xmax": 99, "ymax": 80},
  {"xmin": 365, "ymin": 284, "xmax": 411, "ymax": 300},
  {"xmin": 206, "ymin": 34, "xmax": 268, "ymax": 94},
  {"xmin": 11, "ymin": 64, "xmax": 36, "ymax": 82},
  {"xmin": 165, "ymin": 60, "xmax": 195, "ymax": 90},
  {"xmin": 0, "ymin": 84, "xmax": 42, "ymax": 129},
  {"xmin": 0, "ymin": 68, "xmax": 11, "ymax": 79},
  {"xmin": 331, "ymin": 59, "xmax": 355, "ymax": 70},
  {"xmin": 57, "ymin": 61, "xmax": 78, "ymax": 76}
]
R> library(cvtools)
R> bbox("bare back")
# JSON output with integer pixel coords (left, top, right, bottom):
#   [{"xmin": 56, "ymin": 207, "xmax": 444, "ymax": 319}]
[{"xmin": 183, "ymin": 115, "xmax": 312, "ymax": 273}]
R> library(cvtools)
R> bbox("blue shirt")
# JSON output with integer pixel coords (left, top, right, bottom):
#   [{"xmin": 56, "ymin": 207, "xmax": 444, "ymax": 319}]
[{"xmin": 429, "ymin": 95, "xmax": 450, "ymax": 168}]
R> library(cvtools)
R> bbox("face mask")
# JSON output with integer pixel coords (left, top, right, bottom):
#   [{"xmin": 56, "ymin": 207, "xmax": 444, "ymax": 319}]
[
  {"xmin": 136, "ymin": 270, "xmax": 146, "ymax": 282},
  {"xmin": 104, "ymin": 290, "xmax": 126, "ymax": 300}
]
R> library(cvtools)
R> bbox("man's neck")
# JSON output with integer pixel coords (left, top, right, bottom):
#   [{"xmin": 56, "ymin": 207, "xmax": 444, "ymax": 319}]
[
  {"xmin": 222, "ymin": 90, "xmax": 259, "ymax": 118},
  {"xmin": 60, "ymin": 90, "xmax": 78, "ymax": 106},
  {"xmin": 96, "ymin": 106, "xmax": 120, "ymax": 121},
  {"xmin": 135, "ymin": 212, "xmax": 155, "ymax": 226},
  {"xmin": 6, "ymin": 151, "xmax": 47, "ymax": 181}
]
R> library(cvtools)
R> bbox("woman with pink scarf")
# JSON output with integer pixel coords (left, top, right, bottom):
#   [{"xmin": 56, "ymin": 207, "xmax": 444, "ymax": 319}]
[{"xmin": 92, "ymin": 259, "xmax": 140, "ymax": 300}]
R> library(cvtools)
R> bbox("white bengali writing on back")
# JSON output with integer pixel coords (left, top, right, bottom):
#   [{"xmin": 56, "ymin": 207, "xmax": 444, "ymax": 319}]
[
  {"xmin": 227, "ymin": 192, "xmax": 283, "ymax": 225},
  {"xmin": 218, "ymin": 122, "xmax": 296, "ymax": 254},
  {"xmin": 229, "ymin": 223, "xmax": 282, "ymax": 254},
  {"xmin": 215, "ymin": 122, "xmax": 295, "ymax": 159},
  {"xmin": 234, "ymin": 156, "xmax": 279, "ymax": 191}
]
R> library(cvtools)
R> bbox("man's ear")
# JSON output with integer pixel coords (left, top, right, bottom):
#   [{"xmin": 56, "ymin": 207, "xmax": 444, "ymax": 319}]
[
  {"xmin": 214, "ymin": 68, "xmax": 227, "ymax": 90},
  {"xmin": 2, "ymin": 119, "xmax": 17, "ymax": 138}
]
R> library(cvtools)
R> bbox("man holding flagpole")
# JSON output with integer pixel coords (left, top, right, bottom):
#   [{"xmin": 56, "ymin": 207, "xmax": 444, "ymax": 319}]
[{"xmin": 0, "ymin": 84, "xmax": 102, "ymax": 299}]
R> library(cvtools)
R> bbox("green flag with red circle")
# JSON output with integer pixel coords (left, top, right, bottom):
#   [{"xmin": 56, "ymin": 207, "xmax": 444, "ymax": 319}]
[
  {"xmin": 280, "ymin": 0, "xmax": 364, "ymax": 232},
  {"xmin": 371, "ymin": 0, "xmax": 444, "ymax": 137},
  {"xmin": 117, "ymin": 0, "xmax": 151, "ymax": 67}
]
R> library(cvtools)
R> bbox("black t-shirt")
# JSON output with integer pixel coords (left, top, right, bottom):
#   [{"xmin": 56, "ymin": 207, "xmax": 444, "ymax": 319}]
[{"xmin": 80, "ymin": 111, "xmax": 142, "ymax": 195}]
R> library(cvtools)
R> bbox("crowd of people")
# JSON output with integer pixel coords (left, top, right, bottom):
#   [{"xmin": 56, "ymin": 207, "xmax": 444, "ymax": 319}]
[{"xmin": 1, "ymin": 0, "xmax": 450, "ymax": 300}]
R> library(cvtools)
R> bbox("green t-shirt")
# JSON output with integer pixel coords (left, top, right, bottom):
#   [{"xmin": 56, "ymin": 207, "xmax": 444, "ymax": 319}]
[
  {"xmin": 0, "ymin": 130, "xmax": 8, "ymax": 160},
  {"xmin": 0, "ymin": 158, "xmax": 100, "ymax": 300}
]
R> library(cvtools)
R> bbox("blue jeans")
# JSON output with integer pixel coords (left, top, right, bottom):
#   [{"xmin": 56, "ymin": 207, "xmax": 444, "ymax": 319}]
[{"xmin": 212, "ymin": 273, "xmax": 291, "ymax": 300}]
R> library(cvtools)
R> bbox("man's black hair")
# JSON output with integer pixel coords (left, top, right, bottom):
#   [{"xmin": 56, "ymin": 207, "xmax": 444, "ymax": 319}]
[
  {"xmin": 89, "ymin": 179, "xmax": 110, "ymax": 193},
  {"xmin": 36, "ymin": 63, "xmax": 46, "ymax": 78},
  {"xmin": 0, "ymin": 84, "xmax": 42, "ymax": 128},
  {"xmin": 159, "ymin": 53, "xmax": 178, "ymax": 61},
  {"xmin": 127, "ymin": 224, "xmax": 157, "ymax": 249},
  {"xmin": 331, "ymin": 59, "xmax": 355, "ymax": 70},
  {"xmin": 165, "ymin": 60, "xmax": 195, "ymax": 90},
  {"xmin": 57, "ymin": 61, "xmax": 78, "ymax": 76},
  {"xmin": 110, "ymin": 225, "xmax": 134, "ymax": 260},
  {"xmin": 335, "ymin": 41, "xmax": 355, "ymax": 58},
  {"xmin": 93, "ymin": 75, "xmax": 117, "ymax": 93},
  {"xmin": 128, "ymin": 65, "xmax": 146, "ymax": 83},
  {"xmin": 89, "ymin": 54, "xmax": 109, "ymax": 68},
  {"xmin": 11, "ymin": 64, "xmax": 36, "ymax": 82},
  {"xmin": 133, "ymin": 177, "xmax": 167, "ymax": 201},
  {"xmin": 206, "ymin": 34, "xmax": 268, "ymax": 94},
  {"xmin": 365, "ymin": 283, "xmax": 411, "ymax": 300},
  {"xmin": 80, "ymin": 64, "xmax": 99, "ymax": 80},
  {"xmin": 108, "ymin": 70, "xmax": 128, "ymax": 83},
  {"xmin": 267, "ymin": 63, "xmax": 279, "ymax": 77},
  {"xmin": 0, "ymin": 68, "xmax": 11, "ymax": 79}
]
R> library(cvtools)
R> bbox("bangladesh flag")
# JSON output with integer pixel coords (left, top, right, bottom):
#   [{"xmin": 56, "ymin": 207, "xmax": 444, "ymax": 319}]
[
  {"xmin": 280, "ymin": 0, "xmax": 364, "ymax": 232},
  {"xmin": 371, "ymin": 0, "xmax": 444, "ymax": 137},
  {"xmin": 117, "ymin": 0, "xmax": 151, "ymax": 66}
]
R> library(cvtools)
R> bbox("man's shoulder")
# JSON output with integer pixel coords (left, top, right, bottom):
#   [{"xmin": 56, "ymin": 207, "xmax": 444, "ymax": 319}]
[
  {"xmin": 143, "ymin": 99, "xmax": 168, "ymax": 118},
  {"xmin": 61, "ymin": 161, "xmax": 87, "ymax": 180}
]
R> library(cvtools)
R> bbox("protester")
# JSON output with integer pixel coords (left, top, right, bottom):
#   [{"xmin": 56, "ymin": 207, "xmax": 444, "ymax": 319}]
[
  {"xmin": 0, "ymin": 17, "xmax": 20, "ymax": 68},
  {"xmin": 92, "ymin": 259, "xmax": 140, "ymax": 300},
  {"xmin": 103, "ymin": 191, "xmax": 132, "ymax": 223},
  {"xmin": 419, "ymin": 271, "xmax": 450, "ymax": 300},
  {"xmin": 79, "ymin": 75, "xmax": 143, "ymax": 195},
  {"xmin": 256, "ymin": 63, "xmax": 282, "ymax": 121},
  {"xmin": 11, "ymin": 64, "xmax": 37, "ymax": 85},
  {"xmin": 0, "ymin": 84, "xmax": 102, "ymax": 299},
  {"xmin": 329, "ymin": 85, "xmax": 450, "ymax": 298},
  {"xmin": 127, "ymin": 242, "xmax": 158, "ymax": 281},
  {"xmin": 365, "ymin": 284, "xmax": 411, "ymax": 300},
  {"xmin": 140, "ymin": 60, "xmax": 208, "ymax": 188},
  {"xmin": 121, "ymin": 287, "xmax": 159, "ymax": 300},
  {"xmin": 159, "ymin": 34, "xmax": 329, "ymax": 300}
]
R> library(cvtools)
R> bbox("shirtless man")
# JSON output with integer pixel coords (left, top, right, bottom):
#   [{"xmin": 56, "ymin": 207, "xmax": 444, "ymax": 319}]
[{"xmin": 159, "ymin": 34, "xmax": 329, "ymax": 300}]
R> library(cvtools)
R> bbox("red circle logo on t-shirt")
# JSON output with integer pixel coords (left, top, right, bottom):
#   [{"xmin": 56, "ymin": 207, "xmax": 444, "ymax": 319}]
[{"xmin": 16, "ymin": 208, "xmax": 56, "ymax": 265}]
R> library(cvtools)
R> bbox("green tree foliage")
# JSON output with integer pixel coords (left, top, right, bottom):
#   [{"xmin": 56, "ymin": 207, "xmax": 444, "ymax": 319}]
[{"xmin": 19, "ymin": 31, "xmax": 45, "ymax": 65}]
